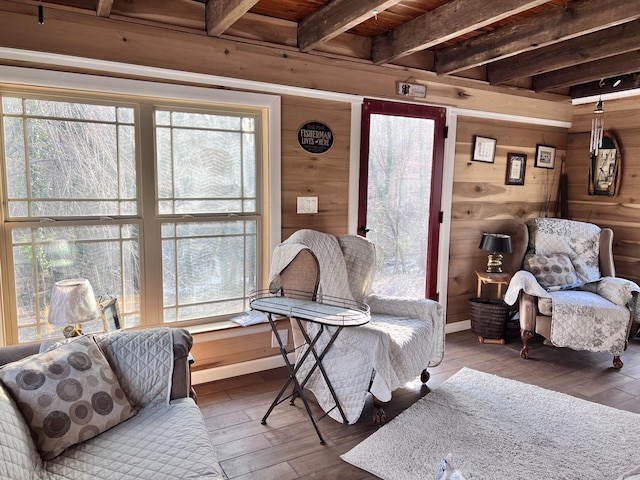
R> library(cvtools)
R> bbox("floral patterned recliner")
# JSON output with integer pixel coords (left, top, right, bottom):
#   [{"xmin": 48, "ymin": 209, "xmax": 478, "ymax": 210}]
[{"xmin": 504, "ymin": 218, "xmax": 640, "ymax": 369}]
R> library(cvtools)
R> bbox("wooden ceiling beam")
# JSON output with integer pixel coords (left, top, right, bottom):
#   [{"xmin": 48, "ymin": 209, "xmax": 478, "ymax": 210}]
[
  {"xmin": 205, "ymin": 0, "xmax": 259, "ymax": 37},
  {"xmin": 488, "ymin": 19, "xmax": 640, "ymax": 85},
  {"xmin": 569, "ymin": 73, "xmax": 640, "ymax": 98},
  {"xmin": 435, "ymin": 0, "xmax": 640, "ymax": 75},
  {"xmin": 533, "ymin": 50, "xmax": 640, "ymax": 91},
  {"xmin": 95, "ymin": 0, "xmax": 113, "ymax": 18},
  {"xmin": 298, "ymin": 0, "xmax": 400, "ymax": 53},
  {"xmin": 371, "ymin": 0, "xmax": 548, "ymax": 65}
]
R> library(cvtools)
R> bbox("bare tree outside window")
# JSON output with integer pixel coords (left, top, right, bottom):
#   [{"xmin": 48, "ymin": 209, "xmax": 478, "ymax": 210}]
[{"xmin": 366, "ymin": 114, "xmax": 435, "ymax": 297}]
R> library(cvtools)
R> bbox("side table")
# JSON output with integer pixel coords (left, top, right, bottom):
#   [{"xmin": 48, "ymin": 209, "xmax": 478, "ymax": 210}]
[{"xmin": 475, "ymin": 270, "xmax": 511, "ymax": 299}]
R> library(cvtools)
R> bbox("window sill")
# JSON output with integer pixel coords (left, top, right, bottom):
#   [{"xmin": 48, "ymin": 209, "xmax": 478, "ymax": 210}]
[{"xmin": 183, "ymin": 316, "xmax": 288, "ymax": 336}]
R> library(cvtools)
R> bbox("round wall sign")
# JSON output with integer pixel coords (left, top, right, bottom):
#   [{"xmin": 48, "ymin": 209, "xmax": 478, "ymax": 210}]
[{"xmin": 297, "ymin": 121, "xmax": 334, "ymax": 154}]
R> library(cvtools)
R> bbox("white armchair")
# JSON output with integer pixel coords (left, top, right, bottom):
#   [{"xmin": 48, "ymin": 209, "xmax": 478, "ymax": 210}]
[
  {"xmin": 504, "ymin": 218, "xmax": 640, "ymax": 368},
  {"xmin": 269, "ymin": 229, "xmax": 445, "ymax": 424}
]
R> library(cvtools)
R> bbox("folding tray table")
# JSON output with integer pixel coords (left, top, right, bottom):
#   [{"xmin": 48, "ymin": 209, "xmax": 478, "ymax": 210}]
[{"xmin": 250, "ymin": 291, "xmax": 370, "ymax": 444}]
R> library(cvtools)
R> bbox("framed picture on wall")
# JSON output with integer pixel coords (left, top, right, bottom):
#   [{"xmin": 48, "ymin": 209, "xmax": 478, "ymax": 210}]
[
  {"xmin": 472, "ymin": 136, "xmax": 497, "ymax": 163},
  {"xmin": 505, "ymin": 153, "xmax": 527, "ymax": 185},
  {"xmin": 535, "ymin": 144, "xmax": 556, "ymax": 169}
]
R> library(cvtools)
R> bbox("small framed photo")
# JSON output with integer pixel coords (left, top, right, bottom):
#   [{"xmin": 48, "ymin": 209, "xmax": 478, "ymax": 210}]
[
  {"xmin": 535, "ymin": 144, "xmax": 556, "ymax": 169},
  {"xmin": 100, "ymin": 298, "xmax": 121, "ymax": 331},
  {"xmin": 472, "ymin": 136, "xmax": 497, "ymax": 163},
  {"xmin": 506, "ymin": 153, "xmax": 527, "ymax": 185}
]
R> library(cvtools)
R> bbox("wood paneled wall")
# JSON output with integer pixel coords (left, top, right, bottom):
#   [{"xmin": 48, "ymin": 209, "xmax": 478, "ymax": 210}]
[
  {"xmin": 567, "ymin": 96, "xmax": 640, "ymax": 284},
  {"xmin": 0, "ymin": 2, "xmax": 579, "ymax": 365},
  {"xmin": 448, "ymin": 116, "xmax": 567, "ymax": 324},
  {"xmin": 280, "ymin": 96, "xmax": 352, "ymax": 239}
]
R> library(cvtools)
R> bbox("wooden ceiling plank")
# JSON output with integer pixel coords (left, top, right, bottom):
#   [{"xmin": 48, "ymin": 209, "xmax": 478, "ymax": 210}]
[
  {"xmin": 435, "ymin": 0, "xmax": 640, "ymax": 75},
  {"xmin": 488, "ymin": 19, "xmax": 640, "ymax": 85},
  {"xmin": 533, "ymin": 51, "xmax": 640, "ymax": 91},
  {"xmin": 297, "ymin": 0, "xmax": 401, "ymax": 53},
  {"xmin": 371, "ymin": 0, "xmax": 549, "ymax": 65},
  {"xmin": 95, "ymin": 0, "xmax": 113, "ymax": 18},
  {"xmin": 206, "ymin": 0, "xmax": 259, "ymax": 37}
]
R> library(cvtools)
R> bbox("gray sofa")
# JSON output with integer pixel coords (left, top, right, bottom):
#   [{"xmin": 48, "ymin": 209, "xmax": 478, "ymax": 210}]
[{"xmin": 0, "ymin": 328, "xmax": 224, "ymax": 480}]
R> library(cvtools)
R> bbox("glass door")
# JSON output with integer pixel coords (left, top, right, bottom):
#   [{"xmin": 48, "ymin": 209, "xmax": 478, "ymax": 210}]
[{"xmin": 358, "ymin": 99, "xmax": 446, "ymax": 300}]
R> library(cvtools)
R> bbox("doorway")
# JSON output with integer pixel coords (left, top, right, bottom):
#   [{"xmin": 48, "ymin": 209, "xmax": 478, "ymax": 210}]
[{"xmin": 358, "ymin": 99, "xmax": 446, "ymax": 300}]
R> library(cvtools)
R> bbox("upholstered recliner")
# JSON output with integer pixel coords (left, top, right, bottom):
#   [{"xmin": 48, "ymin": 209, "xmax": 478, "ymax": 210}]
[
  {"xmin": 269, "ymin": 229, "xmax": 445, "ymax": 424},
  {"xmin": 505, "ymin": 218, "xmax": 640, "ymax": 368}
]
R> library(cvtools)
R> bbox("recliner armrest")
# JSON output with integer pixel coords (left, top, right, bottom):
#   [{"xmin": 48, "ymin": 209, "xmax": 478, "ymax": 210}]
[{"xmin": 519, "ymin": 293, "xmax": 538, "ymax": 331}]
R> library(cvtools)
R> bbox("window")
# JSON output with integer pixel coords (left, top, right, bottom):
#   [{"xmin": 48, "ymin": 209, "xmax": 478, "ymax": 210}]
[
  {"xmin": 155, "ymin": 108, "xmax": 260, "ymax": 323},
  {"xmin": 1, "ymin": 90, "xmax": 267, "ymax": 344}
]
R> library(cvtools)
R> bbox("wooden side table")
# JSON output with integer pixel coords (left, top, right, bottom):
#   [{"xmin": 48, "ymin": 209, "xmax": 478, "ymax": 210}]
[{"xmin": 475, "ymin": 270, "xmax": 511, "ymax": 299}]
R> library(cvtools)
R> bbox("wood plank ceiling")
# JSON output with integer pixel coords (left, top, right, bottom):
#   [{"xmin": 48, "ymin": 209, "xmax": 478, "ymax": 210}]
[{"xmin": 16, "ymin": 0, "xmax": 640, "ymax": 98}]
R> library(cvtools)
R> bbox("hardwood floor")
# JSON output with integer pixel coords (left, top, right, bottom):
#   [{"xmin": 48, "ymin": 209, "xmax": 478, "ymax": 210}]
[{"xmin": 193, "ymin": 324, "xmax": 640, "ymax": 479}]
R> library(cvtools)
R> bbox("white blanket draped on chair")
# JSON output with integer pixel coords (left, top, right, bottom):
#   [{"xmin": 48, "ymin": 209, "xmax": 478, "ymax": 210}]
[{"xmin": 269, "ymin": 229, "xmax": 444, "ymax": 424}]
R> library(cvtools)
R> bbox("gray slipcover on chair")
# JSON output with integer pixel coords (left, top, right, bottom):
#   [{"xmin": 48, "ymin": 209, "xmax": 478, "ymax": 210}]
[
  {"xmin": 268, "ymin": 229, "xmax": 445, "ymax": 424},
  {"xmin": 504, "ymin": 218, "xmax": 640, "ymax": 368}
]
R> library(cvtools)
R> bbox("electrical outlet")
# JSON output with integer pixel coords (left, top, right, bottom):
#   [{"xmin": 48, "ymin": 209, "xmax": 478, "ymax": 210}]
[{"xmin": 271, "ymin": 329, "xmax": 288, "ymax": 348}]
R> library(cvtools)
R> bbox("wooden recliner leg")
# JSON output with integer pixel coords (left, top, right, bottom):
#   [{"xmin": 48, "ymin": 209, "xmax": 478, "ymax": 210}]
[{"xmin": 520, "ymin": 329, "xmax": 534, "ymax": 359}]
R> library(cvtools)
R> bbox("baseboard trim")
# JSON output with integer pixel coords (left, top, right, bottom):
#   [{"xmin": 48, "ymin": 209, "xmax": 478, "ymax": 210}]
[
  {"xmin": 445, "ymin": 320, "xmax": 471, "ymax": 334},
  {"xmin": 191, "ymin": 352, "xmax": 296, "ymax": 385}
]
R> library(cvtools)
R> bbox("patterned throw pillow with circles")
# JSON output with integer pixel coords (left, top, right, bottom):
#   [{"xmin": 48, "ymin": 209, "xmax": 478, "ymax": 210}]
[
  {"xmin": 0, "ymin": 335, "xmax": 136, "ymax": 460},
  {"xmin": 524, "ymin": 253, "xmax": 579, "ymax": 289}
]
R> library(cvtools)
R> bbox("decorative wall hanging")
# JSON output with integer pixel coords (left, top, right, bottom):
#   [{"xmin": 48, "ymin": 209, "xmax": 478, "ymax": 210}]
[
  {"xmin": 505, "ymin": 153, "xmax": 527, "ymax": 185},
  {"xmin": 590, "ymin": 98, "xmax": 605, "ymax": 157},
  {"xmin": 297, "ymin": 121, "xmax": 334, "ymax": 155},
  {"xmin": 589, "ymin": 130, "xmax": 621, "ymax": 196},
  {"xmin": 472, "ymin": 136, "xmax": 496, "ymax": 163},
  {"xmin": 535, "ymin": 144, "xmax": 556, "ymax": 169}
]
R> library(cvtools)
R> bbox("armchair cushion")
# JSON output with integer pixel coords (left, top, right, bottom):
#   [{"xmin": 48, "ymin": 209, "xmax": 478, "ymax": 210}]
[
  {"xmin": 527, "ymin": 217, "xmax": 601, "ymax": 283},
  {"xmin": 524, "ymin": 253, "xmax": 578, "ymax": 289},
  {"xmin": 0, "ymin": 335, "xmax": 136, "ymax": 460}
]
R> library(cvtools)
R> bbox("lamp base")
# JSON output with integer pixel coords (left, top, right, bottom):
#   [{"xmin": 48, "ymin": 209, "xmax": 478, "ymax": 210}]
[
  {"xmin": 486, "ymin": 253, "xmax": 504, "ymax": 273},
  {"xmin": 63, "ymin": 324, "xmax": 83, "ymax": 338}
]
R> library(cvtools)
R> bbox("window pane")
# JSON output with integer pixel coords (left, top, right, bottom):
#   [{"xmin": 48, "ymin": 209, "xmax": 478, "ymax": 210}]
[
  {"xmin": 25, "ymin": 99, "xmax": 117, "ymax": 122},
  {"xmin": 162, "ymin": 220, "xmax": 257, "ymax": 323},
  {"xmin": 10, "ymin": 224, "xmax": 140, "ymax": 342},
  {"xmin": 156, "ymin": 108, "xmax": 257, "ymax": 215},
  {"xmin": 2, "ymin": 97, "xmax": 137, "ymax": 217}
]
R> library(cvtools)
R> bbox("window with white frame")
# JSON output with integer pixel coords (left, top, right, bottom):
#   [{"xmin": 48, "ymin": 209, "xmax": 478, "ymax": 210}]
[{"xmin": 1, "ymin": 91, "xmax": 264, "ymax": 344}]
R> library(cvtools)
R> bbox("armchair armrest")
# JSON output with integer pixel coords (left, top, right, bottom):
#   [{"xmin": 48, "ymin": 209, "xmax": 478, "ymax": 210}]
[
  {"xmin": 365, "ymin": 293, "xmax": 445, "ymax": 367},
  {"xmin": 519, "ymin": 293, "xmax": 539, "ymax": 331}
]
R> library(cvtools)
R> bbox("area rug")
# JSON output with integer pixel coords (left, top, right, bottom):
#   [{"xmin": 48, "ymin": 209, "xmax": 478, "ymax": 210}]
[{"xmin": 341, "ymin": 367, "xmax": 640, "ymax": 479}]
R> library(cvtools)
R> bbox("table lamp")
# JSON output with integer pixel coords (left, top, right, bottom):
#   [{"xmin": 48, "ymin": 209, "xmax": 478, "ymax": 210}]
[
  {"xmin": 48, "ymin": 278, "xmax": 100, "ymax": 338},
  {"xmin": 479, "ymin": 233, "xmax": 512, "ymax": 273}
]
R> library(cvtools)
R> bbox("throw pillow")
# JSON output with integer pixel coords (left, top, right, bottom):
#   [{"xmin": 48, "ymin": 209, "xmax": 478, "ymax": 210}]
[
  {"xmin": 0, "ymin": 335, "xmax": 136, "ymax": 460},
  {"xmin": 524, "ymin": 253, "xmax": 579, "ymax": 289}
]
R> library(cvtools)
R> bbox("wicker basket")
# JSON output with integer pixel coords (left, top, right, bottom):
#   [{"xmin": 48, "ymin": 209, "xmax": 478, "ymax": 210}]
[{"xmin": 469, "ymin": 297, "xmax": 510, "ymax": 340}]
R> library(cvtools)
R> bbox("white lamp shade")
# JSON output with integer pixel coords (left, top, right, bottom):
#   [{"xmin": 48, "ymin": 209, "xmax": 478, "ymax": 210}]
[{"xmin": 48, "ymin": 278, "xmax": 99, "ymax": 326}]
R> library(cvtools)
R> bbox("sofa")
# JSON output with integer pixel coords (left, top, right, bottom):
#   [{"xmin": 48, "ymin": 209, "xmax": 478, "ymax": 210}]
[{"xmin": 0, "ymin": 327, "xmax": 225, "ymax": 480}]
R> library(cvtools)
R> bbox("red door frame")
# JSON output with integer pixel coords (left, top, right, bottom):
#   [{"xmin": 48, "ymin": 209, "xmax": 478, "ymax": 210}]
[{"xmin": 357, "ymin": 99, "xmax": 446, "ymax": 301}]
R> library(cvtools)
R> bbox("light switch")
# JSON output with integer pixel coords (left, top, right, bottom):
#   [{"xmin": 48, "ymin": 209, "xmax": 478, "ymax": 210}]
[{"xmin": 297, "ymin": 196, "xmax": 318, "ymax": 214}]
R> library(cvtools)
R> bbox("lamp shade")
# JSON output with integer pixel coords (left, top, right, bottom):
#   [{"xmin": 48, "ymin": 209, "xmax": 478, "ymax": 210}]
[
  {"xmin": 48, "ymin": 278, "xmax": 99, "ymax": 326},
  {"xmin": 479, "ymin": 233, "xmax": 512, "ymax": 254}
]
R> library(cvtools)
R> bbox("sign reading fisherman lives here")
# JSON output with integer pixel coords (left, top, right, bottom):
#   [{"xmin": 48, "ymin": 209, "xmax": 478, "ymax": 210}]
[{"xmin": 297, "ymin": 121, "xmax": 334, "ymax": 154}]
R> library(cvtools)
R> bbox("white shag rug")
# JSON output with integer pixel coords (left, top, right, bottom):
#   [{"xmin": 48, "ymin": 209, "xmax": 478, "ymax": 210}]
[{"xmin": 341, "ymin": 367, "xmax": 640, "ymax": 480}]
